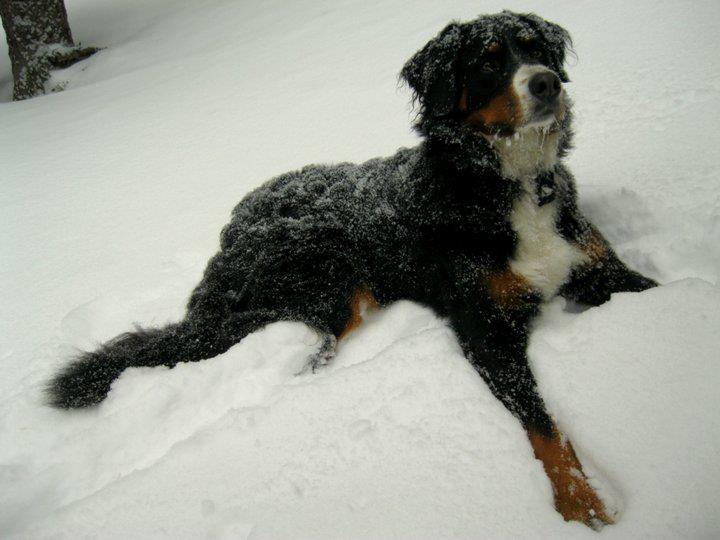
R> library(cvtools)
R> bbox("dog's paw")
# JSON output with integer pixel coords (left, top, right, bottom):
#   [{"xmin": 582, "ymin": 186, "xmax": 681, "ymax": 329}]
[
  {"xmin": 553, "ymin": 468, "xmax": 617, "ymax": 530},
  {"xmin": 621, "ymin": 270, "xmax": 658, "ymax": 293},
  {"xmin": 529, "ymin": 429, "xmax": 620, "ymax": 531}
]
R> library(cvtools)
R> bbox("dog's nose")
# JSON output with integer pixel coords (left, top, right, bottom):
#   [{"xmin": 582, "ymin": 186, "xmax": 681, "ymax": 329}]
[{"xmin": 529, "ymin": 72, "xmax": 561, "ymax": 103}]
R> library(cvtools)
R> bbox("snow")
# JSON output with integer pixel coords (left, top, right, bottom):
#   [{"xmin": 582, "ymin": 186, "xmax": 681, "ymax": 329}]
[{"xmin": 2, "ymin": 0, "xmax": 720, "ymax": 538}]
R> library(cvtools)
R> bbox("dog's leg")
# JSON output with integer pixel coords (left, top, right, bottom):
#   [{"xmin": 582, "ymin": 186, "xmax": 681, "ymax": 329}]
[
  {"xmin": 337, "ymin": 284, "xmax": 379, "ymax": 341},
  {"xmin": 448, "ymin": 269, "xmax": 615, "ymax": 528},
  {"xmin": 527, "ymin": 426, "xmax": 614, "ymax": 530},
  {"xmin": 303, "ymin": 285, "xmax": 379, "ymax": 372},
  {"xmin": 562, "ymin": 226, "xmax": 657, "ymax": 306}
]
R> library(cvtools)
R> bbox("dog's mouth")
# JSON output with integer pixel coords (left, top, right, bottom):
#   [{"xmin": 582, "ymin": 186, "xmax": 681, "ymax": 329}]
[
  {"xmin": 523, "ymin": 102, "xmax": 564, "ymax": 130},
  {"xmin": 533, "ymin": 104, "xmax": 559, "ymax": 120}
]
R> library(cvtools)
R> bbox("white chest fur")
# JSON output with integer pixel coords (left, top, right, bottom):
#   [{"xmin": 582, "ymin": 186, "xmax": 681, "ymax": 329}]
[
  {"xmin": 508, "ymin": 180, "xmax": 587, "ymax": 299},
  {"xmin": 486, "ymin": 128, "xmax": 588, "ymax": 300}
]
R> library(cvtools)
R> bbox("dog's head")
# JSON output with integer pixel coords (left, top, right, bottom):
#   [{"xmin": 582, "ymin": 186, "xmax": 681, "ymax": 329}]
[{"xmin": 401, "ymin": 11, "xmax": 572, "ymax": 137}]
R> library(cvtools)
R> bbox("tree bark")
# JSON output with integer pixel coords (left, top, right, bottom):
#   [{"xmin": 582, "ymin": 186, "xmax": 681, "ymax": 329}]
[{"xmin": 0, "ymin": 0, "xmax": 98, "ymax": 100}]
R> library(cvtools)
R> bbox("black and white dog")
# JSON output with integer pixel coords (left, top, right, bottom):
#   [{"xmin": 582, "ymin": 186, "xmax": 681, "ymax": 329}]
[{"xmin": 48, "ymin": 11, "xmax": 656, "ymax": 528}]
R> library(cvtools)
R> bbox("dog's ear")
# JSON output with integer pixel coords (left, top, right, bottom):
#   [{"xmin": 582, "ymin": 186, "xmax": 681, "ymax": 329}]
[{"xmin": 401, "ymin": 23, "xmax": 464, "ymax": 117}]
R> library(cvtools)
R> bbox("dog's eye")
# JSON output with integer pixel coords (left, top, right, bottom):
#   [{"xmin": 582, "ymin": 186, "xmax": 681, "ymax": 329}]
[
  {"xmin": 476, "ymin": 45, "xmax": 503, "ymax": 71},
  {"xmin": 479, "ymin": 54, "xmax": 502, "ymax": 72},
  {"xmin": 520, "ymin": 39, "xmax": 544, "ymax": 60}
]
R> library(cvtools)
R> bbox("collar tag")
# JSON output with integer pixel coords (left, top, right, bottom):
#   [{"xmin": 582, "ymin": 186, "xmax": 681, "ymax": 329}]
[{"xmin": 535, "ymin": 171, "xmax": 556, "ymax": 206}]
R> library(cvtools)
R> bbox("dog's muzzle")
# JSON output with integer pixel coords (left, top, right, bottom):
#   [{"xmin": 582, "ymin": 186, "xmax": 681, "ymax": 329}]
[{"xmin": 512, "ymin": 64, "xmax": 565, "ymax": 127}]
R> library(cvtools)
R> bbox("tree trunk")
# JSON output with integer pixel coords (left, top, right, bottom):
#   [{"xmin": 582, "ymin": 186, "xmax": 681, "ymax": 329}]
[{"xmin": 0, "ymin": 0, "xmax": 98, "ymax": 100}]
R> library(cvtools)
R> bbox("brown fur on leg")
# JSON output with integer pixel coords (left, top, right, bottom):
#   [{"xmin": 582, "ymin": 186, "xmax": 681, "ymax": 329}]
[
  {"xmin": 528, "ymin": 426, "xmax": 614, "ymax": 529},
  {"xmin": 338, "ymin": 285, "xmax": 379, "ymax": 341}
]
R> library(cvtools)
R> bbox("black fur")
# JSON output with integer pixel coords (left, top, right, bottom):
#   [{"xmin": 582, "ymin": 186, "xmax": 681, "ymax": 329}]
[{"xmin": 47, "ymin": 12, "xmax": 656, "ymax": 442}]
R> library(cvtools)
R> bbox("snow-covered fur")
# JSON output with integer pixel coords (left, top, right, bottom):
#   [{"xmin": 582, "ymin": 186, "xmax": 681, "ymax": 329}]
[{"xmin": 47, "ymin": 12, "xmax": 656, "ymax": 516}]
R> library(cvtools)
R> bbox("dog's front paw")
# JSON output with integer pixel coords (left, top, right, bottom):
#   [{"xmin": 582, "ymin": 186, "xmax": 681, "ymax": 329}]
[
  {"xmin": 621, "ymin": 271, "xmax": 658, "ymax": 293},
  {"xmin": 528, "ymin": 429, "xmax": 618, "ymax": 531},
  {"xmin": 552, "ymin": 470, "xmax": 616, "ymax": 530}
]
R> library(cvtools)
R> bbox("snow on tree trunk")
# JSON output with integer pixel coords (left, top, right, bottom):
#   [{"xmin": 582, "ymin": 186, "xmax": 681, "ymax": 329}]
[{"xmin": 0, "ymin": 0, "xmax": 98, "ymax": 100}]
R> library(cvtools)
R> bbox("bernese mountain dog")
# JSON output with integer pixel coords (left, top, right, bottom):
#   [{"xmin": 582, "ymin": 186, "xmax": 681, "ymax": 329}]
[{"xmin": 47, "ymin": 11, "xmax": 657, "ymax": 529}]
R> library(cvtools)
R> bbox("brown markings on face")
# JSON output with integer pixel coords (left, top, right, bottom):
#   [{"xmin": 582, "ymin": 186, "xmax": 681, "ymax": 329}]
[
  {"xmin": 464, "ymin": 83, "xmax": 523, "ymax": 136},
  {"xmin": 578, "ymin": 228, "xmax": 608, "ymax": 265},
  {"xmin": 338, "ymin": 284, "xmax": 379, "ymax": 341},
  {"xmin": 485, "ymin": 269, "xmax": 535, "ymax": 310},
  {"xmin": 528, "ymin": 427, "xmax": 615, "ymax": 528}
]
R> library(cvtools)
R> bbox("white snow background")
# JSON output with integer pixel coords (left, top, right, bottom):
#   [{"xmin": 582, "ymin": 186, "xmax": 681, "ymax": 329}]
[{"xmin": 2, "ymin": 0, "xmax": 720, "ymax": 538}]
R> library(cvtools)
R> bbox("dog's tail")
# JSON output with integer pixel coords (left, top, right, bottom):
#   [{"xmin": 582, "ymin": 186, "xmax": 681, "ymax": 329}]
[{"xmin": 46, "ymin": 320, "xmax": 224, "ymax": 408}]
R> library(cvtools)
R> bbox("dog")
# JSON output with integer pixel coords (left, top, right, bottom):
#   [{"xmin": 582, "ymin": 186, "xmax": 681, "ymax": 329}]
[{"xmin": 47, "ymin": 11, "xmax": 657, "ymax": 529}]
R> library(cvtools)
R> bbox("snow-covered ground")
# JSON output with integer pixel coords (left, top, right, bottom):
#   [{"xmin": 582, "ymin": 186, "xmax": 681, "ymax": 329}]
[{"xmin": 2, "ymin": 0, "xmax": 720, "ymax": 538}]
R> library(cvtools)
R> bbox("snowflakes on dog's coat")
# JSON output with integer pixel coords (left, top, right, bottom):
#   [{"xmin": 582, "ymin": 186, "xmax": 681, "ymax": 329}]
[{"xmin": 47, "ymin": 10, "xmax": 657, "ymax": 530}]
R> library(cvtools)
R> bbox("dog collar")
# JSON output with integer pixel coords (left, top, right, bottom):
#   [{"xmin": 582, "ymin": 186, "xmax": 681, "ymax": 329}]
[{"xmin": 535, "ymin": 170, "xmax": 556, "ymax": 206}]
